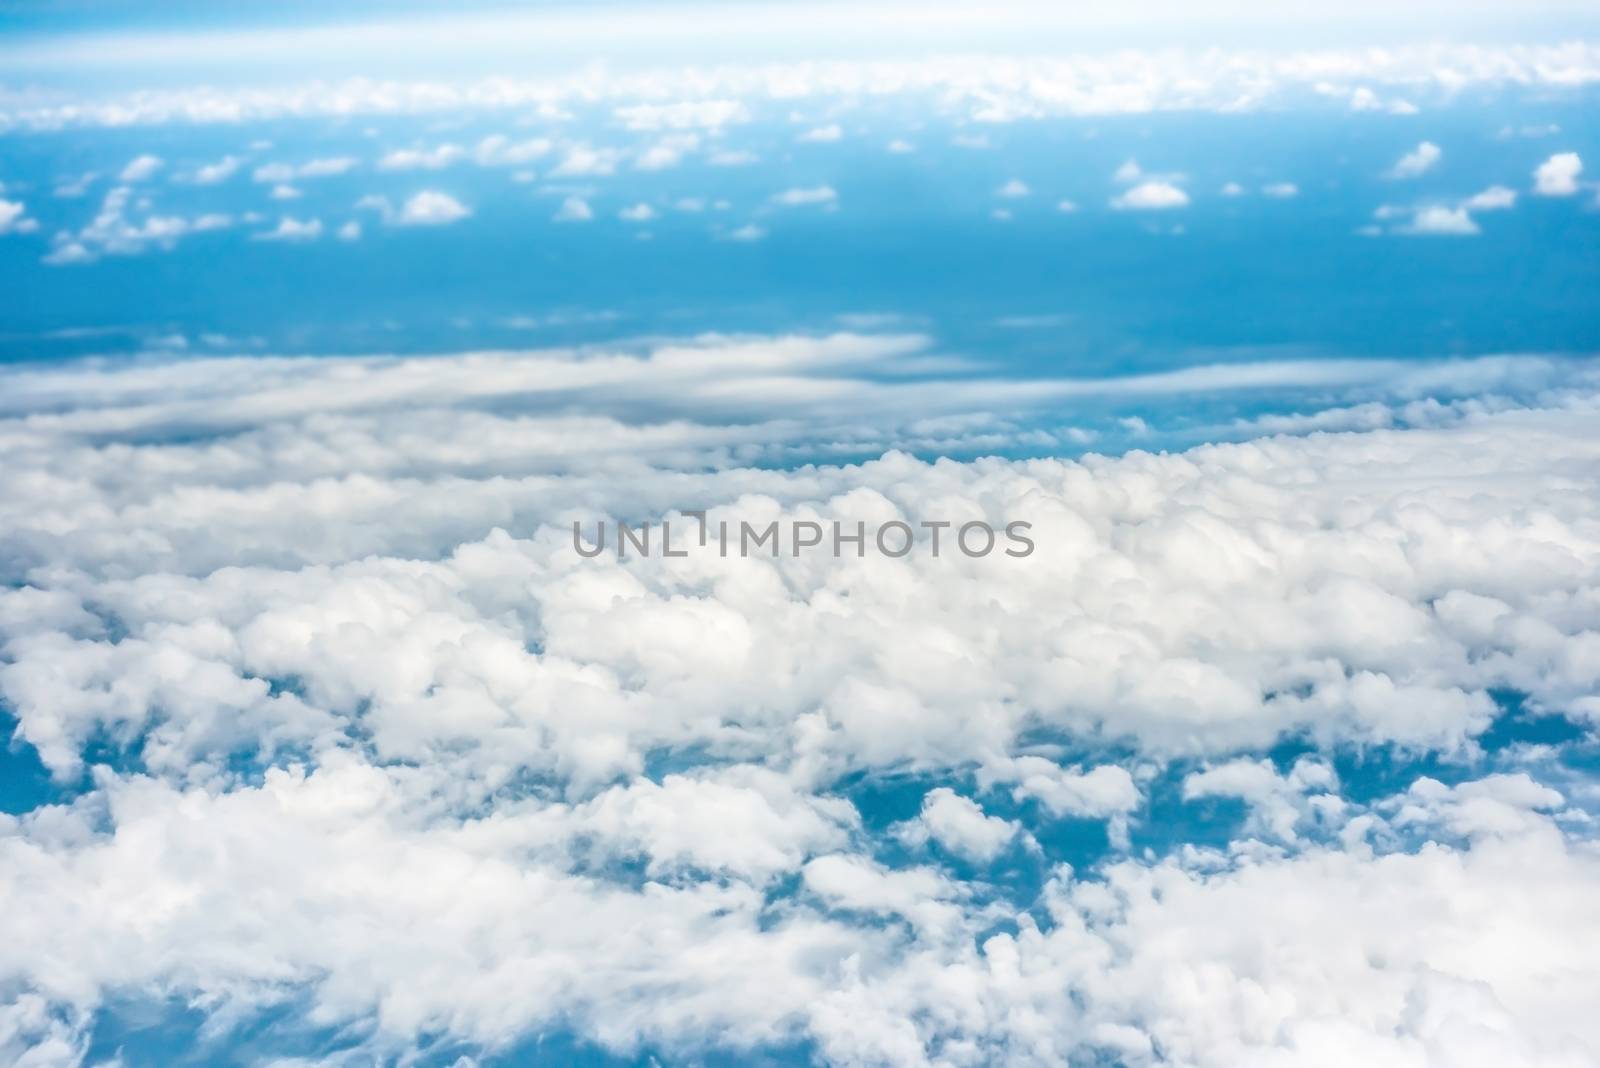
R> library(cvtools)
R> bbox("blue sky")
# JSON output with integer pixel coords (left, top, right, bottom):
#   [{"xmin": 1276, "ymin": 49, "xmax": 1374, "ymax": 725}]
[{"xmin": 2, "ymin": 5, "xmax": 1600, "ymax": 1067}]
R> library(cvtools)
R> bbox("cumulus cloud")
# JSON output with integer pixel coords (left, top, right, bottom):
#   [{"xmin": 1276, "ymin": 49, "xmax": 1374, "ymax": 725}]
[
  {"xmin": 1399, "ymin": 204, "xmax": 1480, "ymax": 235},
  {"xmin": 377, "ymin": 143, "xmax": 465, "ymax": 171},
  {"xmin": 1534, "ymin": 151, "xmax": 1583, "ymax": 196},
  {"xmin": 359, "ymin": 191, "xmax": 472, "ymax": 227},
  {"xmin": 1464, "ymin": 184, "xmax": 1517, "ymax": 210},
  {"xmin": 553, "ymin": 195, "xmax": 593, "ymax": 222},
  {"xmin": 1, "ymin": 330, "xmax": 1599, "ymax": 1062},
  {"xmin": 1386, "ymin": 140, "xmax": 1441, "ymax": 179},
  {"xmin": 0, "ymin": 198, "xmax": 37, "ymax": 235},
  {"xmin": 190, "ymin": 154, "xmax": 242, "ymax": 185},
  {"xmin": 252, "ymin": 215, "xmax": 323, "ymax": 242},
  {"xmin": 996, "ymin": 178, "xmax": 1030, "ymax": 198},
  {"xmin": 1111, "ymin": 180, "xmax": 1189, "ymax": 210}
]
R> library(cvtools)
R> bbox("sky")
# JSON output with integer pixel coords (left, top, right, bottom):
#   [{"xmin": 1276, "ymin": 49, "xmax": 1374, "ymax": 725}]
[{"xmin": 2, "ymin": 3, "xmax": 1600, "ymax": 1066}]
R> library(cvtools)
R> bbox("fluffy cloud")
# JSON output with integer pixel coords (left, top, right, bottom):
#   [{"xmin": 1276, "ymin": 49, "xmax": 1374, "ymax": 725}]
[
  {"xmin": 252, "ymin": 215, "xmax": 322, "ymax": 241},
  {"xmin": 1534, "ymin": 151, "xmax": 1583, "ymax": 196},
  {"xmin": 1, "ymin": 333, "xmax": 1599, "ymax": 1062},
  {"xmin": 252, "ymin": 156, "xmax": 357, "ymax": 183},
  {"xmin": 1386, "ymin": 140, "xmax": 1441, "ymax": 179},
  {"xmin": 1111, "ymin": 180, "xmax": 1189, "ymax": 209},
  {"xmin": 1399, "ymin": 205, "xmax": 1480, "ymax": 235}
]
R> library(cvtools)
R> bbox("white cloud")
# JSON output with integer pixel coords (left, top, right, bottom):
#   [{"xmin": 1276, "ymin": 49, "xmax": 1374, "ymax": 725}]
[
  {"xmin": 771, "ymin": 185, "xmax": 838, "ymax": 207},
  {"xmin": 550, "ymin": 144, "xmax": 620, "ymax": 177},
  {"xmin": 253, "ymin": 156, "xmax": 357, "ymax": 182},
  {"xmin": 377, "ymin": 143, "xmax": 465, "ymax": 171},
  {"xmin": 886, "ymin": 138, "xmax": 915, "ymax": 154},
  {"xmin": 252, "ymin": 215, "xmax": 323, "ymax": 242},
  {"xmin": 0, "ymin": 198, "xmax": 37, "ymax": 235},
  {"xmin": 119, "ymin": 154, "xmax": 163, "ymax": 182},
  {"xmin": 1400, "ymin": 205, "xmax": 1480, "ymax": 236},
  {"xmin": 1533, "ymin": 151, "xmax": 1583, "ymax": 196},
  {"xmin": 618, "ymin": 202, "xmax": 657, "ymax": 222},
  {"xmin": 798, "ymin": 123, "xmax": 843, "ymax": 143},
  {"xmin": 996, "ymin": 178, "xmax": 1030, "ymax": 198},
  {"xmin": 635, "ymin": 133, "xmax": 699, "ymax": 171},
  {"xmin": 190, "ymin": 155, "xmax": 242, "ymax": 185},
  {"xmin": 1220, "ymin": 181, "xmax": 1245, "ymax": 196},
  {"xmin": 615, "ymin": 99, "xmax": 748, "ymax": 131},
  {"xmin": 896, "ymin": 788, "xmax": 1020, "ymax": 862},
  {"xmin": 554, "ymin": 195, "xmax": 593, "ymax": 222},
  {"xmin": 472, "ymin": 134, "xmax": 551, "ymax": 166},
  {"xmin": 1056, "ymin": 199, "xmax": 1078, "ymax": 213},
  {"xmin": 269, "ymin": 183, "xmax": 302, "ymax": 200},
  {"xmin": 726, "ymin": 223, "xmax": 766, "ymax": 241},
  {"xmin": 1386, "ymin": 140, "xmax": 1441, "ymax": 179},
  {"xmin": 1111, "ymin": 180, "xmax": 1189, "ymax": 210},
  {"xmin": 1464, "ymin": 185, "xmax": 1517, "ymax": 210},
  {"xmin": 1262, "ymin": 181, "xmax": 1298, "ymax": 198},
  {"xmin": 398, "ymin": 190, "xmax": 471, "ymax": 226},
  {"xmin": 337, "ymin": 220, "xmax": 362, "ymax": 241}
]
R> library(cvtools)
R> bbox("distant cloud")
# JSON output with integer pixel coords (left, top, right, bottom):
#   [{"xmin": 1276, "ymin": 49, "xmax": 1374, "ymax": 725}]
[
  {"xmin": 119, "ymin": 154, "xmax": 163, "ymax": 182},
  {"xmin": 337, "ymin": 221, "xmax": 361, "ymax": 242},
  {"xmin": 0, "ymin": 198, "xmax": 38, "ymax": 235},
  {"xmin": 1386, "ymin": 141, "xmax": 1441, "ymax": 179},
  {"xmin": 1399, "ymin": 205, "xmax": 1479, "ymax": 236},
  {"xmin": 472, "ymin": 135, "xmax": 551, "ymax": 167},
  {"xmin": 996, "ymin": 179, "xmax": 1030, "ymax": 198},
  {"xmin": 798, "ymin": 123, "xmax": 843, "ymax": 143},
  {"xmin": 1220, "ymin": 181, "xmax": 1245, "ymax": 196},
  {"xmin": 1262, "ymin": 182, "xmax": 1299, "ymax": 198},
  {"xmin": 378, "ymin": 144, "xmax": 464, "ymax": 171},
  {"xmin": 886, "ymin": 139, "xmax": 915, "ymax": 154},
  {"xmin": 1113, "ymin": 159, "xmax": 1144, "ymax": 183},
  {"xmin": 269, "ymin": 184, "xmax": 302, "ymax": 200},
  {"xmin": 550, "ymin": 145, "xmax": 619, "ymax": 178},
  {"xmin": 708, "ymin": 148, "xmax": 757, "ymax": 166},
  {"xmin": 253, "ymin": 216, "xmax": 323, "ymax": 242},
  {"xmin": 635, "ymin": 134, "xmax": 698, "ymax": 171},
  {"xmin": 1533, "ymin": 152, "xmax": 1583, "ymax": 196},
  {"xmin": 191, "ymin": 156, "xmax": 242, "ymax": 185},
  {"xmin": 771, "ymin": 186, "xmax": 837, "ymax": 207},
  {"xmin": 1111, "ymin": 180, "xmax": 1189, "ymax": 210},
  {"xmin": 554, "ymin": 196, "xmax": 593, "ymax": 223},
  {"xmin": 1056, "ymin": 199, "xmax": 1078, "ymax": 213},
  {"xmin": 726, "ymin": 223, "xmax": 766, "ymax": 241},
  {"xmin": 618, "ymin": 203, "xmax": 657, "ymax": 222},
  {"xmin": 1463, "ymin": 185, "xmax": 1516, "ymax": 211},
  {"xmin": 253, "ymin": 157, "xmax": 357, "ymax": 183},
  {"xmin": 399, "ymin": 191, "xmax": 471, "ymax": 226}
]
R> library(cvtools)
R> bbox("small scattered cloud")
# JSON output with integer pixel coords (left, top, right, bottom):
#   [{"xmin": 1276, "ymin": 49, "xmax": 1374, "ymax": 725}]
[
  {"xmin": 771, "ymin": 186, "xmax": 838, "ymax": 207},
  {"xmin": 1386, "ymin": 141, "xmax": 1441, "ymax": 179},
  {"xmin": 337, "ymin": 221, "xmax": 361, "ymax": 242},
  {"xmin": 269, "ymin": 184, "xmax": 302, "ymax": 201},
  {"xmin": 254, "ymin": 157, "xmax": 357, "ymax": 183},
  {"xmin": 619, "ymin": 203, "xmax": 657, "ymax": 222},
  {"xmin": 726, "ymin": 223, "xmax": 766, "ymax": 241},
  {"xmin": 551, "ymin": 145, "xmax": 620, "ymax": 177},
  {"xmin": 1111, "ymin": 180, "xmax": 1189, "ymax": 210},
  {"xmin": 191, "ymin": 156, "xmax": 242, "ymax": 185},
  {"xmin": 886, "ymin": 139, "xmax": 915, "ymax": 154},
  {"xmin": 708, "ymin": 148, "xmax": 758, "ymax": 166},
  {"xmin": 253, "ymin": 216, "xmax": 323, "ymax": 242},
  {"xmin": 554, "ymin": 196, "xmax": 593, "ymax": 222},
  {"xmin": 0, "ymin": 198, "xmax": 39, "ymax": 235},
  {"xmin": 798, "ymin": 123, "xmax": 842, "ymax": 143},
  {"xmin": 996, "ymin": 179, "xmax": 1030, "ymax": 198},
  {"xmin": 1399, "ymin": 205, "xmax": 1479, "ymax": 236},
  {"xmin": 1262, "ymin": 182, "xmax": 1299, "ymax": 198},
  {"xmin": 1220, "ymin": 181, "xmax": 1245, "ymax": 197},
  {"xmin": 1056, "ymin": 199, "xmax": 1078, "ymax": 213},
  {"xmin": 378, "ymin": 144, "xmax": 465, "ymax": 171},
  {"xmin": 399, "ymin": 191, "xmax": 471, "ymax": 226},
  {"xmin": 1463, "ymin": 185, "xmax": 1516, "ymax": 211},
  {"xmin": 1533, "ymin": 152, "xmax": 1582, "ymax": 196},
  {"xmin": 119, "ymin": 154, "xmax": 163, "ymax": 182}
]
